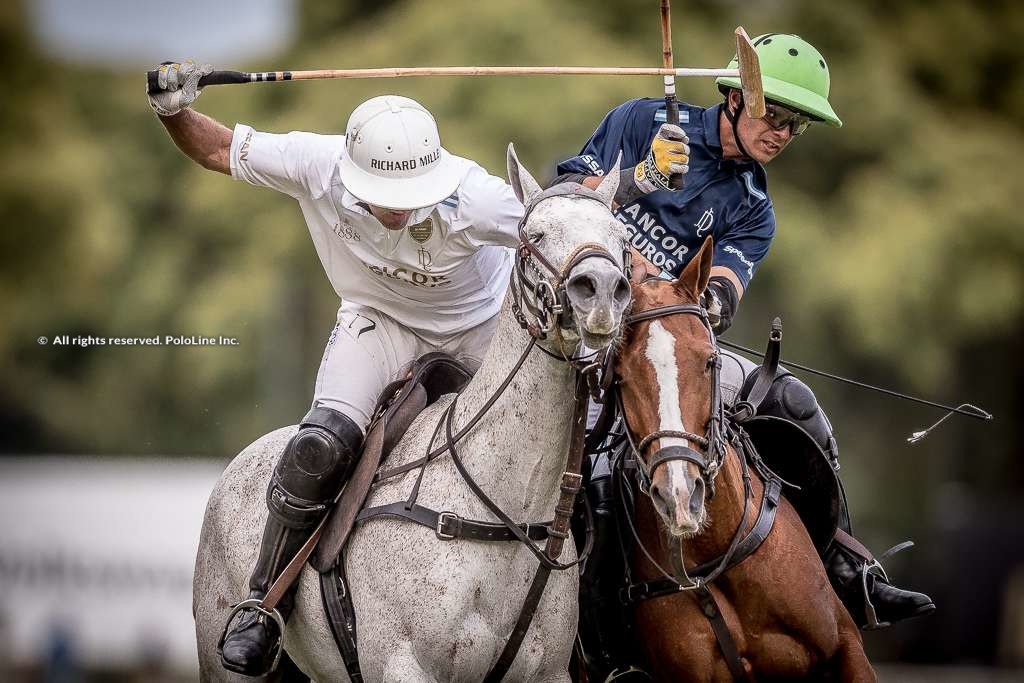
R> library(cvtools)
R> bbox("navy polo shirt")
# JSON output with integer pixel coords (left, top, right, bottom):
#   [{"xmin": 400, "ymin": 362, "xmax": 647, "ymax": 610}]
[{"xmin": 557, "ymin": 98, "xmax": 775, "ymax": 288}]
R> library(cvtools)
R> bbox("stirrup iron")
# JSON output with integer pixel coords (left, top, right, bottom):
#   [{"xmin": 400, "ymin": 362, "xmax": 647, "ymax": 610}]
[
  {"xmin": 216, "ymin": 598, "xmax": 287, "ymax": 673},
  {"xmin": 859, "ymin": 540, "xmax": 915, "ymax": 630}
]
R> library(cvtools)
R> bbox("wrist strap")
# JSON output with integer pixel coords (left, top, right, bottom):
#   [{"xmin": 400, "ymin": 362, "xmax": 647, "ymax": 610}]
[{"xmin": 614, "ymin": 165, "xmax": 646, "ymax": 206}]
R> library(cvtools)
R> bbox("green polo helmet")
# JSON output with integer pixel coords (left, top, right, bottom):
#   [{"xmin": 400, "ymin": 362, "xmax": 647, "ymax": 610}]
[{"xmin": 716, "ymin": 33, "xmax": 842, "ymax": 127}]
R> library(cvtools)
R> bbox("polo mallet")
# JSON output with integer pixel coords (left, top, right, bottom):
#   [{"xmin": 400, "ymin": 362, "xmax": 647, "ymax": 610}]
[
  {"xmin": 145, "ymin": 6, "xmax": 768, "ymax": 115},
  {"xmin": 146, "ymin": 28, "xmax": 770, "ymax": 100}
]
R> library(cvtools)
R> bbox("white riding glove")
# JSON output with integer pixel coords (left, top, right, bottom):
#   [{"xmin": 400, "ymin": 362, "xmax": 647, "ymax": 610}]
[{"xmin": 148, "ymin": 60, "xmax": 213, "ymax": 117}]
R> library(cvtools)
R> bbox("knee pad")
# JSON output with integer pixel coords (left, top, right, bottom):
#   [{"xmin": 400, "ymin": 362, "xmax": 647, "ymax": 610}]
[
  {"xmin": 756, "ymin": 373, "xmax": 839, "ymax": 462},
  {"xmin": 267, "ymin": 408, "xmax": 363, "ymax": 528}
]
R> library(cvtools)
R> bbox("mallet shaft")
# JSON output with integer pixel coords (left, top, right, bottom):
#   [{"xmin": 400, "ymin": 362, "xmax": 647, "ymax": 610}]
[
  {"xmin": 208, "ymin": 66, "xmax": 738, "ymax": 83},
  {"xmin": 146, "ymin": 65, "xmax": 742, "ymax": 95},
  {"xmin": 660, "ymin": 0, "xmax": 684, "ymax": 190}
]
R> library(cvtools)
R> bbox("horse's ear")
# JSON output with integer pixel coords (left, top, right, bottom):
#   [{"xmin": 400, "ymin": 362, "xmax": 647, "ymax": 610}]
[
  {"xmin": 628, "ymin": 245, "xmax": 657, "ymax": 285},
  {"xmin": 591, "ymin": 152, "xmax": 622, "ymax": 208},
  {"xmin": 675, "ymin": 236, "xmax": 714, "ymax": 301},
  {"xmin": 507, "ymin": 143, "xmax": 543, "ymax": 205}
]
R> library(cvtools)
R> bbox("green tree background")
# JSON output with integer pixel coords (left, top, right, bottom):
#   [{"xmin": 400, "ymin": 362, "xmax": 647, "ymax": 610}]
[{"xmin": 2, "ymin": 0, "xmax": 1022, "ymax": 665}]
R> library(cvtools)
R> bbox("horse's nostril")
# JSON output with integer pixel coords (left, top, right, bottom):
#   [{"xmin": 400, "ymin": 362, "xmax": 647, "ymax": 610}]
[
  {"xmin": 650, "ymin": 483, "xmax": 665, "ymax": 508},
  {"xmin": 614, "ymin": 276, "xmax": 631, "ymax": 305},
  {"xmin": 689, "ymin": 478, "xmax": 705, "ymax": 519},
  {"xmin": 568, "ymin": 273, "xmax": 598, "ymax": 300}
]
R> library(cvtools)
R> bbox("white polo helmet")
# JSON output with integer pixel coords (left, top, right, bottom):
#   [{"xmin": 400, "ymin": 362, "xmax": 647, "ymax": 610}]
[{"xmin": 339, "ymin": 95, "xmax": 461, "ymax": 210}]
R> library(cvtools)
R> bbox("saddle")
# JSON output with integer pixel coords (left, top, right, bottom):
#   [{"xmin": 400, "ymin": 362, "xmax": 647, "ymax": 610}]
[
  {"xmin": 297, "ymin": 352, "xmax": 475, "ymax": 682},
  {"xmin": 733, "ymin": 319, "xmax": 841, "ymax": 556},
  {"xmin": 740, "ymin": 415, "xmax": 841, "ymax": 556},
  {"xmin": 311, "ymin": 351, "xmax": 474, "ymax": 571}
]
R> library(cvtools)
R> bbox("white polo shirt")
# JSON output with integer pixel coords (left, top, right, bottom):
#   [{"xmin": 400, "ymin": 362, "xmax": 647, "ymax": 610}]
[{"xmin": 229, "ymin": 124, "xmax": 524, "ymax": 339}]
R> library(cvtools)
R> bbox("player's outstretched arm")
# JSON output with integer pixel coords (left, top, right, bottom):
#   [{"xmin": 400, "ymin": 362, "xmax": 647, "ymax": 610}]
[
  {"xmin": 159, "ymin": 109, "xmax": 231, "ymax": 175},
  {"xmin": 148, "ymin": 60, "xmax": 231, "ymax": 175}
]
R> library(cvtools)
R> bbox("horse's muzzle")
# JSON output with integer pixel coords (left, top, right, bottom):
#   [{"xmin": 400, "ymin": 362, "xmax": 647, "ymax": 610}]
[
  {"xmin": 565, "ymin": 262, "xmax": 630, "ymax": 342},
  {"xmin": 651, "ymin": 466, "xmax": 706, "ymax": 537}
]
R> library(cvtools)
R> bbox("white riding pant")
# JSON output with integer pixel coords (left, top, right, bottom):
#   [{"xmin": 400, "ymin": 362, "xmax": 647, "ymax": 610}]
[
  {"xmin": 311, "ymin": 301, "xmax": 498, "ymax": 433},
  {"xmin": 588, "ymin": 348, "xmax": 759, "ymax": 477}
]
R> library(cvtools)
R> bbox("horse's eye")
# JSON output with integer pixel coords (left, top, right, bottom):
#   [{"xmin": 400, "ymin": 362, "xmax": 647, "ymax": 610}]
[{"xmin": 529, "ymin": 232, "xmax": 545, "ymax": 244}]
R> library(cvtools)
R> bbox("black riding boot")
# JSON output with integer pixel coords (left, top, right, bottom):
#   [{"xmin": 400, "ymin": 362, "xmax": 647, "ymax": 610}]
[
  {"xmin": 744, "ymin": 369, "xmax": 936, "ymax": 629},
  {"xmin": 578, "ymin": 472, "xmax": 621, "ymax": 679},
  {"xmin": 219, "ymin": 407, "xmax": 363, "ymax": 676},
  {"xmin": 825, "ymin": 504, "xmax": 936, "ymax": 630},
  {"xmin": 219, "ymin": 517, "xmax": 308, "ymax": 676}
]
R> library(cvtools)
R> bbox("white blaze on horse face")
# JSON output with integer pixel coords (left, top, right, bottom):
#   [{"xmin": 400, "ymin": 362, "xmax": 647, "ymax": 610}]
[{"xmin": 645, "ymin": 321, "xmax": 701, "ymax": 530}]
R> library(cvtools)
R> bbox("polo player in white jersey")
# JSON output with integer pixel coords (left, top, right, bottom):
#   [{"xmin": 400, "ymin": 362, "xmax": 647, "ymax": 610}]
[{"xmin": 149, "ymin": 60, "xmax": 524, "ymax": 676}]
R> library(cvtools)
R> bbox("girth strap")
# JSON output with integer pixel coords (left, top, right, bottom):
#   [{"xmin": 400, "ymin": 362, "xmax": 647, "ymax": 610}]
[
  {"xmin": 355, "ymin": 501, "xmax": 552, "ymax": 543},
  {"xmin": 319, "ymin": 563, "xmax": 362, "ymax": 682},
  {"xmin": 694, "ymin": 585, "xmax": 751, "ymax": 682}
]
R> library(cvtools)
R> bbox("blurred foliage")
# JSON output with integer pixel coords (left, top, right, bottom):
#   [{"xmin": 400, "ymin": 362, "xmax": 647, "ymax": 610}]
[
  {"xmin": 1, "ymin": 0, "xmax": 1020, "ymax": 461},
  {"xmin": 1, "ymin": 0, "xmax": 1022, "ymax": 665}
]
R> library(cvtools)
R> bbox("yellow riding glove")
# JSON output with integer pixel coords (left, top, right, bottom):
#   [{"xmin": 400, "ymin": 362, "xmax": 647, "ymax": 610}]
[{"xmin": 634, "ymin": 123, "xmax": 690, "ymax": 193}]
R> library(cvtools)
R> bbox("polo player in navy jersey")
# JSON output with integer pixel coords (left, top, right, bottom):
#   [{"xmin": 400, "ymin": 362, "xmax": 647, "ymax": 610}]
[{"xmin": 556, "ymin": 34, "xmax": 934, "ymax": 650}]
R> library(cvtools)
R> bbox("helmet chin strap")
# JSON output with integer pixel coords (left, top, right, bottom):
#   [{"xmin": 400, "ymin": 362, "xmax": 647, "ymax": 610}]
[{"xmin": 723, "ymin": 94, "xmax": 752, "ymax": 160}]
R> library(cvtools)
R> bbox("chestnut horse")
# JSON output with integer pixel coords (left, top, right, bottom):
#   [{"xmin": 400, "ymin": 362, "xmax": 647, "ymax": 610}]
[{"xmin": 608, "ymin": 239, "xmax": 875, "ymax": 681}]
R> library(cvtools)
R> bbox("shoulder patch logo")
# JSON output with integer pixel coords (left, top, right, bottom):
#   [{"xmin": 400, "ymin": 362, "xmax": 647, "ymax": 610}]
[
  {"xmin": 655, "ymin": 109, "xmax": 690, "ymax": 124},
  {"xmin": 408, "ymin": 217, "xmax": 433, "ymax": 243}
]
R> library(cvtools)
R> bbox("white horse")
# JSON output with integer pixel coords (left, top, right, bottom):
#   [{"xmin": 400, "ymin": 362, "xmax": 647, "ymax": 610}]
[{"xmin": 193, "ymin": 145, "xmax": 630, "ymax": 682}]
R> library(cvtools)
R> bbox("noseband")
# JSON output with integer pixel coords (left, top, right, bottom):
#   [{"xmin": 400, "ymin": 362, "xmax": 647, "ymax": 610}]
[
  {"xmin": 510, "ymin": 183, "xmax": 630, "ymax": 343},
  {"xmin": 624, "ymin": 299, "xmax": 727, "ymax": 497}
]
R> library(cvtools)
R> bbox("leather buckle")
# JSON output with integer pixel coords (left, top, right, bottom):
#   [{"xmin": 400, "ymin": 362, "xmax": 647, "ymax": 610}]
[
  {"xmin": 621, "ymin": 583, "xmax": 646, "ymax": 604},
  {"xmin": 731, "ymin": 401, "xmax": 755, "ymax": 423},
  {"xmin": 435, "ymin": 511, "xmax": 459, "ymax": 540}
]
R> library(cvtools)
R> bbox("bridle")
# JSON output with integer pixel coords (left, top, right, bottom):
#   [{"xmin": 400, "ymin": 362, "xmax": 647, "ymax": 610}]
[
  {"xmin": 621, "ymin": 292, "xmax": 728, "ymax": 500},
  {"xmin": 509, "ymin": 183, "xmax": 630, "ymax": 354}
]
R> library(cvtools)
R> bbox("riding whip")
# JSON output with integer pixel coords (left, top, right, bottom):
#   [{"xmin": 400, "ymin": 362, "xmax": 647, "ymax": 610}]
[{"xmin": 717, "ymin": 337, "xmax": 993, "ymax": 443}]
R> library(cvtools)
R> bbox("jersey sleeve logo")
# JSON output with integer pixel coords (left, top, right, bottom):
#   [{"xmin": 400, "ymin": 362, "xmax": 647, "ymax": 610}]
[
  {"xmin": 238, "ymin": 128, "xmax": 253, "ymax": 162},
  {"xmin": 723, "ymin": 245, "xmax": 754, "ymax": 279}
]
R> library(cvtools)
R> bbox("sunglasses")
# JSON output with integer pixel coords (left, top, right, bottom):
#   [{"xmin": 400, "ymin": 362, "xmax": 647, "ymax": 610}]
[{"xmin": 762, "ymin": 102, "xmax": 812, "ymax": 136}]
